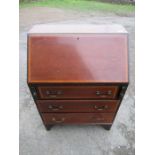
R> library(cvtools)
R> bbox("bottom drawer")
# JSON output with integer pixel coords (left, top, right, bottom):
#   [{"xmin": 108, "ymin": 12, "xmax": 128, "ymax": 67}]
[{"xmin": 42, "ymin": 113, "xmax": 115, "ymax": 125}]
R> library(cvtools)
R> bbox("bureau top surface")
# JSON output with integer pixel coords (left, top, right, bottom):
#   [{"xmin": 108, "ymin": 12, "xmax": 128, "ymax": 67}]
[
  {"xmin": 28, "ymin": 24, "xmax": 128, "ymax": 84},
  {"xmin": 28, "ymin": 24, "xmax": 128, "ymax": 34}
]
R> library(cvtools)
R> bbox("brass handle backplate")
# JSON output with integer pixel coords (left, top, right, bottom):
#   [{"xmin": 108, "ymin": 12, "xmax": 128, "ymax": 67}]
[
  {"xmin": 48, "ymin": 105, "xmax": 63, "ymax": 111},
  {"xmin": 96, "ymin": 90, "xmax": 112, "ymax": 96},
  {"xmin": 52, "ymin": 117, "xmax": 65, "ymax": 123},
  {"xmin": 46, "ymin": 90, "xmax": 63, "ymax": 97},
  {"xmin": 94, "ymin": 105, "xmax": 108, "ymax": 111}
]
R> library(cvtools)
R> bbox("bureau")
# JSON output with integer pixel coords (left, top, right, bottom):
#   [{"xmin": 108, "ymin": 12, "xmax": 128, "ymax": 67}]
[{"xmin": 27, "ymin": 24, "xmax": 129, "ymax": 130}]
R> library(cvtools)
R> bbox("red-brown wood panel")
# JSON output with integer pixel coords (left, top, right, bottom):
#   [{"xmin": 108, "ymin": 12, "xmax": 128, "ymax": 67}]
[
  {"xmin": 42, "ymin": 113, "xmax": 115, "ymax": 124},
  {"xmin": 37, "ymin": 100, "xmax": 119, "ymax": 113},
  {"xmin": 28, "ymin": 34, "xmax": 128, "ymax": 83}
]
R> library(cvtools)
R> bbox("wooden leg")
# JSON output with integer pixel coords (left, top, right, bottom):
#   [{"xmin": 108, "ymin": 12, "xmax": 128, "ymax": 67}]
[
  {"xmin": 103, "ymin": 125, "xmax": 112, "ymax": 130},
  {"xmin": 45, "ymin": 125, "xmax": 52, "ymax": 131}
]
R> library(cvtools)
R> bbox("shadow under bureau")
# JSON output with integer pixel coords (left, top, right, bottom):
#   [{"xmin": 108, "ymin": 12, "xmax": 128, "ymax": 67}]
[{"xmin": 27, "ymin": 24, "xmax": 129, "ymax": 130}]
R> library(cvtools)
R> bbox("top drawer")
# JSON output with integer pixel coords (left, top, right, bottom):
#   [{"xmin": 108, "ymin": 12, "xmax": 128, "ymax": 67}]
[{"xmin": 37, "ymin": 86, "xmax": 119, "ymax": 99}]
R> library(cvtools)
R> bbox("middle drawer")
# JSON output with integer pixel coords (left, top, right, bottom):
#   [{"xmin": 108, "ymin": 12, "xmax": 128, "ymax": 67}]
[{"xmin": 36, "ymin": 100, "xmax": 119, "ymax": 113}]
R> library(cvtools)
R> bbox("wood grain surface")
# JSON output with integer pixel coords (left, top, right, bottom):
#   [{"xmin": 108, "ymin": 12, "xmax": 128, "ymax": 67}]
[{"xmin": 28, "ymin": 34, "xmax": 128, "ymax": 83}]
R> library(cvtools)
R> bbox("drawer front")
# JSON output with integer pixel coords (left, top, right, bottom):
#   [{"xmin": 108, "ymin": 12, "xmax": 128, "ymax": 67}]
[
  {"xmin": 42, "ymin": 113, "xmax": 115, "ymax": 124},
  {"xmin": 37, "ymin": 86, "xmax": 119, "ymax": 99},
  {"xmin": 37, "ymin": 100, "xmax": 119, "ymax": 113}
]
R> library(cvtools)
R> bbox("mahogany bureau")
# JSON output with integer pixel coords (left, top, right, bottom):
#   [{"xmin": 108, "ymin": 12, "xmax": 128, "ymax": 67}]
[{"xmin": 27, "ymin": 24, "xmax": 129, "ymax": 130}]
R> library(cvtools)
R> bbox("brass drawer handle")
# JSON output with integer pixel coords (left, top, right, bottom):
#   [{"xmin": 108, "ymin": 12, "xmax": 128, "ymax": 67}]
[
  {"xmin": 94, "ymin": 105, "xmax": 108, "ymax": 111},
  {"xmin": 96, "ymin": 90, "xmax": 112, "ymax": 96},
  {"xmin": 48, "ymin": 105, "xmax": 63, "ymax": 111},
  {"xmin": 46, "ymin": 90, "xmax": 63, "ymax": 97},
  {"xmin": 92, "ymin": 116, "xmax": 105, "ymax": 121},
  {"xmin": 52, "ymin": 117, "xmax": 65, "ymax": 123},
  {"xmin": 96, "ymin": 117, "xmax": 105, "ymax": 121}
]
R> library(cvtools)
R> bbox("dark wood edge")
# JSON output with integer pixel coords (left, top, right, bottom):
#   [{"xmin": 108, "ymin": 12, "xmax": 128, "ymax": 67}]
[
  {"xmin": 27, "ymin": 34, "xmax": 29, "ymax": 86},
  {"xmin": 127, "ymin": 33, "xmax": 129, "ymax": 83},
  {"xmin": 28, "ymin": 82, "xmax": 128, "ymax": 86},
  {"xmin": 111, "ymin": 83, "xmax": 129, "ymax": 124}
]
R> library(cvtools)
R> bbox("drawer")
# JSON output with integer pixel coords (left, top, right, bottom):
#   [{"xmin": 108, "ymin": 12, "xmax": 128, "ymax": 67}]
[
  {"xmin": 37, "ymin": 86, "xmax": 119, "ymax": 99},
  {"xmin": 42, "ymin": 113, "xmax": 115, "ymax": 124},
  {"xmin": 37, "ymin": 100, "xmax": 119, "ymax": 113}
]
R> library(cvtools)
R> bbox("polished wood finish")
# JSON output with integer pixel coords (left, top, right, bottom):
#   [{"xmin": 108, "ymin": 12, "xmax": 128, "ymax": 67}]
[
  {"xmin": 27, "ymin": 24, "xmax": 129, "ymax": 130},
  {"xmin": 37, "ymin": 100, "xmax": 119, "ymax": 113},
  {"xmin": 42, "ymin": 113, "xmax": 115, "ymax": 125},
  {"xmin": 28, "ymin": 34, "xmax": 128, "ymax": 83},
  {"xmin": 37, "ymin": 86, "xmax": 119, "ymax": 99}
]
